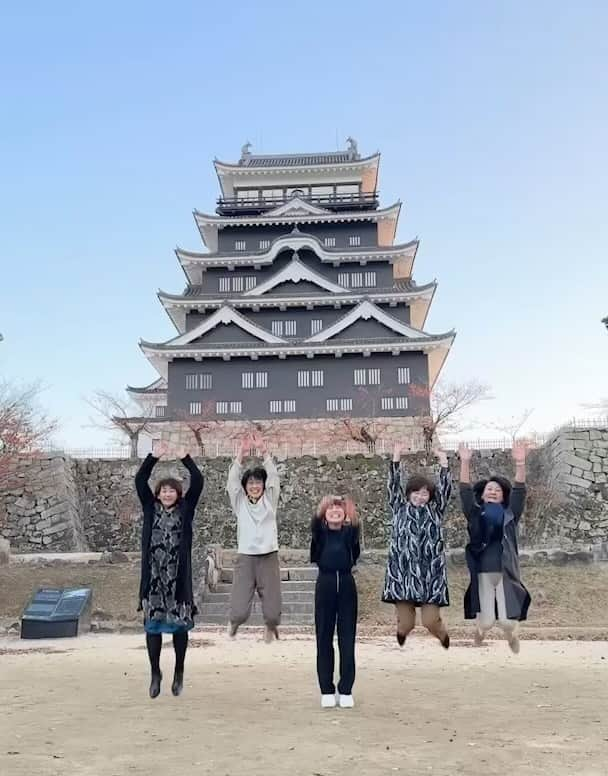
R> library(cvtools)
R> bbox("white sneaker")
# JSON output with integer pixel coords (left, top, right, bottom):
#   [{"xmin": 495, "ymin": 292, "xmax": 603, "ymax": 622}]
[
  {"xmin": 338, "ymin": 694, "xmax": 354, "ymax": 709},
  {"xmin": 321, "ymin": 694, "xmax": 336, "ymax": 708}
]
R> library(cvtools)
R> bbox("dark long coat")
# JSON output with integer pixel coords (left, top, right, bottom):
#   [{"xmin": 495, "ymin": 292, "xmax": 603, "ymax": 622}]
[
  {"xmin": 135, "ymin": 454, "xmax": 204, "ymax": 612},
  {"xmin": 461, "ymin": 482, "xmax": 531, "ymax": 621}
]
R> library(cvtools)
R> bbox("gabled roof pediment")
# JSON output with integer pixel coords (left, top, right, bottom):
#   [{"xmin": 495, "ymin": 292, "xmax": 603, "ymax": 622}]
[
  {"xmin": 244, "ymin": 254, "xmax": 347, "ymax": 296},
  {"xmin": 262, "ymin": 197, "xmax": 332, "ymax": 217},
  {"xmin": 158, "ymin": 306, "xmax": 286, "ymax": 347},
  {"xmin": 306, "ymin": 300, "xmax": 430, "ymax": 343}
]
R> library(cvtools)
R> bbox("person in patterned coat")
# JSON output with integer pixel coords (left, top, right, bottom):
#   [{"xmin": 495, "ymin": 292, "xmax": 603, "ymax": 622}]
[
  {"xmin": 382, "ymin": 442, "xmax": 452, "ymax": 649},
  {"xmin": 135, "ymin": 441, "xmax": 204, "ymax": 699}
]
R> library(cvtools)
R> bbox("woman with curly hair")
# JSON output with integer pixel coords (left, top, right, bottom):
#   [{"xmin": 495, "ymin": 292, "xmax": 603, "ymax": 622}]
[{"xmin": 382, "ymin": 442, "xmax": 452, "ymax": 649}]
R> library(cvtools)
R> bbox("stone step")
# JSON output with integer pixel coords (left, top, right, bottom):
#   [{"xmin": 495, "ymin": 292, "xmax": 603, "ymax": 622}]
[
  {"xmin": 220, "ymin": 566, "xmax": 318, "ymax": 584},
  {"xmin": 200, "ymin": 613, "xmax": 314, "ymax": 626},
  {"xmin": 204, "ymin": 590, "xmax": 314, "ymax": 604},
  {"xmin": 212, "ymin": 580, "xmax": 315, "ymax": 594},
  {"xmin": 199, "ymin": 601, "xmax": 314, "ymax": 616}
]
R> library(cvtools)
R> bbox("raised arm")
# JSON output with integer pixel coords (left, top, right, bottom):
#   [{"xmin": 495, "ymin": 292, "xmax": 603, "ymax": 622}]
[
  {"xmin": 350, "ymin": 524, "xmax": 361, "ymax": 565},
  {"xmin": 254, "ymin": 433, "xmax": 280, "ymax": 513},
  {"xmin": 388, "ymin": 442, "xmax": 406, "ymax": 512},
  {"xmin": 310, "ymin": 514, "xmax": 323, "ymax": 564},
  {"xmin": 458, "ymin": 443, "xmax": 475, "ymax": 518},
  {"xmin": 433, "ymin": 448, "xmax": 452, "ymax": 515},
  {"xmin": 135, "ymin": 454, "xmax": 158, "ymax": 507},
  {"xmin": 179, "ymin": 450, "xmax": 204, "ymax": 510},
  {"xmin": 510, "ymin": 443, "xmax": 528, "ymax": 522}
]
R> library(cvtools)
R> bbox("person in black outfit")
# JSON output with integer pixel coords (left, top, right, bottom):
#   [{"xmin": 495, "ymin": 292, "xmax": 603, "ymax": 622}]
[
  {"xmin": 135, "ymin": 441, "xmax": 204, "ymax": 698},
  {"xmin": 310, "ymin": 495, "xmax": 360, "ymax": 709}
]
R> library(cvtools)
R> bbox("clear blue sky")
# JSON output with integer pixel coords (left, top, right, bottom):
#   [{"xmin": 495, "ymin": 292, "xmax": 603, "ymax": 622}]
[{"xmin": 1, "ymin": 1, "xmax": 606, "ymax": 446}]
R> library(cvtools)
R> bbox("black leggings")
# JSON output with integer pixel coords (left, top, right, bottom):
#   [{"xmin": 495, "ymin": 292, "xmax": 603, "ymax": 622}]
[{"xmin": 145, "ymin": 631, "xmax": 188, "ymax": 675}]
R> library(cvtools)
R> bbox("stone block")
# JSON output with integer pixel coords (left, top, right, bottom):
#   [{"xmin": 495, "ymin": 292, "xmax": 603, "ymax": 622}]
[
  {"xmin": 572, "ymin": 467, "xmax": 583, "ymax": 477},
  {"xmin": 42, "ymin": 522, "xmax": 68, "ymax": 536},
  {"xmin": 562, "ymin": 454, "xmax": 592, "ymax": 471},
  {"xmin": 583, "ymin": 471, "xmax": 594, "ymax": 481},
  {"xmin": 574, "ymin": 441, "xmax": 592, "ymax": 451},
  {"xmin": 562, "ymin": 474, "xmax": 592, "ymax": 489},
  {"xmin": 593, "ymin": 462, "xmax": 602, "ymax": 473},
  {"xmin": 589, "ymin": 430, "xmax": 603, "ymax": 440},
  {"xmin": 0, "ymin": 537, "xmax": 10, "ymax": 565}
]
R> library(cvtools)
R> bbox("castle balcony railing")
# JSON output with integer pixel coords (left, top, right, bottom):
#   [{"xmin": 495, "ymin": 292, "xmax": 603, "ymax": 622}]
[{"xmin": 216, "ymin": 191, "xmax": 379, "ymax": 216}]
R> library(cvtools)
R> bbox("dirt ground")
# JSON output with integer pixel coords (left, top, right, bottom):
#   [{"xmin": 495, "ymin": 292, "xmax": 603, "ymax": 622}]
[{"xmin": 1, "ymin": 632, "xmax": 607, "ymax": 776}]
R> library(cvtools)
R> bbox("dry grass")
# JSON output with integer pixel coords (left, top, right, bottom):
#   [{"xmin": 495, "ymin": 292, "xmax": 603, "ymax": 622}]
[{"xmin": 3, "ymin": 561, "xmax": 608, "ymax": 638}]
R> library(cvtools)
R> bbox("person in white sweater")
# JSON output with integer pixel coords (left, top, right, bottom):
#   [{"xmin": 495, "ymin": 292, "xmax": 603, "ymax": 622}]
[{"xmin": 226, "ymin": 432, "xmax": 281, "ymax": 643}]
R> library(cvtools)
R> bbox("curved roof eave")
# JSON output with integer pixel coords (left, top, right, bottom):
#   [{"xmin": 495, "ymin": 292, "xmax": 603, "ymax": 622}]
[
  {"xmin": 213, "ymin": 152, "xmax": 381, "ymax": 174},
  {"xmin": 192, "ymin": 200, "xmax": 401, "ymax": 227}
]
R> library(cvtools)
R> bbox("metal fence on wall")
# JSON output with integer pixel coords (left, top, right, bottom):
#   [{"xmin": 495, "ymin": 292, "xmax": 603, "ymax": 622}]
[{"xmin": 37, "ymin": 416, "xmax": 608, "ymax": 460}]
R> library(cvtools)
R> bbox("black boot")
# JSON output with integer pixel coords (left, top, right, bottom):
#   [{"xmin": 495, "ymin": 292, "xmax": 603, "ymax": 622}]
[
  {"xmin": 149, "ymin": 671, "xmax": 162, "ymax": 699},
  {"xmin": 396, "ymin": 632, "xmax": 406, "ymax": 646},
  {"xmin": 171, "ymin": 671, "xmax": 184, "ymax": 697}
]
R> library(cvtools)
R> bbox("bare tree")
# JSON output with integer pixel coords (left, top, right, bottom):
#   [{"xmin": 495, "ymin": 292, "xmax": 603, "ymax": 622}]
[
  {"xmin": 410, "ymin": 379, "xmax": 493, "ymax": 453},
  {"xmin": 86, "ymin": 390, "xmax": 154, "ymax": 458},
  {"xmin": 0, "ymin": 379, "xmax": 59, "ymax": 485},
  {"xmin": 487, "ymin": 408, "xmax": 534, "ymax": 445},
  {"xmin": 341, "ymin": 385, "xmax": 394, "ymax": 453}
]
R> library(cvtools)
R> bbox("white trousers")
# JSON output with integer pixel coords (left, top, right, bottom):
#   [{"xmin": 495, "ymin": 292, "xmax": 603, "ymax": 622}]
[{"xmin": 477, "ymin": 572, "xmax": 518, "ymax": 637}]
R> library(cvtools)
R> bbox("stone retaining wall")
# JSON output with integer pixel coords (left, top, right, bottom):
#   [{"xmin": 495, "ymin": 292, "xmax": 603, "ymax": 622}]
[{"xmin": 1, "ymin": 425, "xmax": 608, "ymax": 553}]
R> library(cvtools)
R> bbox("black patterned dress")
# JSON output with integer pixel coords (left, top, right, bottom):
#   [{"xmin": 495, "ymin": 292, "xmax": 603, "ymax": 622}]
[
  {"xmin": 142, "ymin": 502, "xmax": 194, "ymax": 634},
  {"xmin": 382, "ymin": 462, "xmax": 452, "ymax": 607}
]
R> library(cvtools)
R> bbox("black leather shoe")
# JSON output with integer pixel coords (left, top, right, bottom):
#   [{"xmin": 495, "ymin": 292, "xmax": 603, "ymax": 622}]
[
  {"xmin": 396, "ymin": 632, "xmax": 406, "ymax": 646},
  {"xmin": 149, "ymin": 671, "xmax": 162, "ymax": 699},
  {"xmin": 441, "ymin": 633, "xmax": 450, "ymax": 650}
]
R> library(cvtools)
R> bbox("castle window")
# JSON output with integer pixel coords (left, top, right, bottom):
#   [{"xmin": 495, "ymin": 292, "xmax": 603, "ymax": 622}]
[
  {"xmin": 311, "ymin": 319, "xmax": 323, "ymax": 335},
  {"xmin": 232, "ymin": 276, "xmax": 244, "ymax": 292},
  {"xmin": 284, "ymin": 400, "xmax": 296, "ymax": 413},
  {"xmin": 349, "ymin": 235, "xmax": 361, "ymax": 247},
  {"xmin": 186, "ymin": 373, "xmax": 212, "ymax": 390},
  {"xmin": 245, "ymin": 276, "xmax": 257, "ymax": 291},
  {"xmin": 312, "ymin": 370, "xmax": 324, "ymax": 387},
  {"xmin": 340, "ymin": 398, "xmax": 352, "ymax": 411},
  {"xmin": 259, "ymin": 240, "xmax": 270, "ymax": 250},
  {"xmin": 364, "ymin": 271, "xmax": 377, "ymax": 287},
  {"xmin": 338, "ymin": 272, "xmax": 350, "ymax": 287},
  {"xmin": 395, "ymin": 396, "xmax": 409, "ymax": 410},
  {"xmin": 381, "ymin": 397, "xmax": 394, "ymax": 411},
  {"xmin": 270, "ymin": 400, "xmax": 282, "ymax": 414},
  {"xmin": 189, "ymin": 402, "xmax": 202, "ymax": 415},
  {"xmin": 324, "ymin": 237, "xmax": 336, "ymax": 247},
  {"xmin": 230, "ymin": 401, "xmax": 242, "ymax": 414},
  {"xmin": 398, "ymin": 367, "xmax": 411, "ymax": 385},
  {"xmin": 242, "ymin": 372, "xmax": 254, "ymax": 389},
  {"xmin": 234, "ymin": 240, "xmax": 247, "ymax": 251},
  {"xmin": 155, "ymin": 406, "xmax": 166, "ymax": 418},
  {"xmin": 216, "ymin": 401, "xmax": 229, "ymax": 414},
  {"xmin": 351, "ymin": 272, "xmax": 363, "ymax": 288},
  {"xmin": 271, "ymin": 321, "xmax": 283, "ymax": 336},
  {"xmin": 297, "ymin": 370, "xmax": 310, "ymax": 388},
  {"xmin": 284, "ymin": 320, "xmax": 297, "ymax": 337},
  {"xmin": 326, "ymin": 398, "xmax": 340, "ymax": 412},
  {"xmin": 219, "ymin": 277, "xmax": 230, "ymax": 293},
  {"xmin": 354, "ymin": 368, "xmax": 381, "ymax": 386}
]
